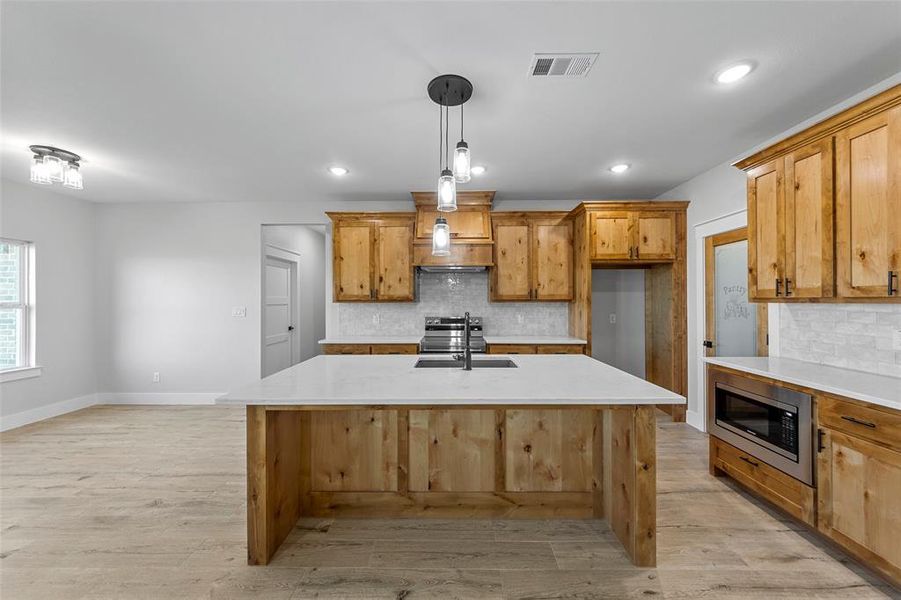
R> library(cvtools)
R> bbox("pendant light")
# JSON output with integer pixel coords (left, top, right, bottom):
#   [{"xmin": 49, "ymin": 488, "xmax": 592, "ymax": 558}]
[
  {"xmin": 432, "ymin": 216, "xmax": 451, "ymax": 256},
  {"xmin": 453, "ymin": 103, "xmax": 471, "ymax": 183},
  {"xmin": 427, "ymin": 74, "xmax": 474, "ymax": 254}
]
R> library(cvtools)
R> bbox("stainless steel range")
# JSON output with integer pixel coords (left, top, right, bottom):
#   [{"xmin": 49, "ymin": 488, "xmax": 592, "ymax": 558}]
[{"xmin": 419, "ymin": 315, "xmax": 486, "ymax": 354}]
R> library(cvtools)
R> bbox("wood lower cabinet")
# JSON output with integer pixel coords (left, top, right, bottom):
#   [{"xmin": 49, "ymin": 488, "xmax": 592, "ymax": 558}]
[
  {"xmin": 836, "ymin": 104, "xmax": 901, "ymax": 299},
  {"xmin": 738, "ymin": 84, "xmax": 901, "ymax": 303},
  {"xmin": 329, "ymin": 213, "xmax": 415, "ymax": 302},
  {"xmin": 818, "ymin": 425, "xmax": 901, "ymax": 584},
  {"xmin": 487, "ymin": 344, "xmax": 585, "ymax": 355},
  {"xmin": 490, "ymin": 213, "xmax": 573, "ymax": 301},
  {"xmin": 323, "ymin": 343, "xmax": 419, "ymax": 355}
]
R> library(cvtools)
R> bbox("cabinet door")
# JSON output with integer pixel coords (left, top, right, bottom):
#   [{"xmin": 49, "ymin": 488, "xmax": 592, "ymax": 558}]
[
  {"xmin": 590, "ymin": 212, "xmax": 633, "ymax": 260},
  {"xmin": 747, "ymin": 158, "xmax": 785, "ymax": 300},
  {"xmin": 784, "ymin": 139, "xmax": 834, "ymax": 298},
  {"xmin": 416, "ymin": 206, "xmax": 491, "ymax": 241},
  {"xmin": 635, "ymin": 212, "xmax": 675, "ymax": 261},
  {"xmin": 333, "ymin": 222, "xmax": 374, "ymax": 301},
  {"xmin": 836, "ymin": 105, "xmax": 901, "ymax": 299},
  {"xmin": 818, "ymin": 427, "xmax": 901, "ymax": 579},
  {"xmin": 376, "ymin": 222, "xmax": 414, "ymax": 301},
  {"xmin": 492, "ymin": 220, "xmax": 532, "ymax": 301},
  {"xmin": 533, "ymin": 219, "xmax": 573, "ymax": 300}
]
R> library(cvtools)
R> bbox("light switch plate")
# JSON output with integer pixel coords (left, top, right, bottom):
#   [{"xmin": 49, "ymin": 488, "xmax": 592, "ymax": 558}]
[
  {"xmin": 232, "ymin": 306, "xmax": 247, "ymax": 318},
  {"xmin": 893, "ymin": 328, "xmax": 901, "ymax": 351},
  {"xmin": 609, "ymin": 313, "xmax": 617, "ymax": 324}
]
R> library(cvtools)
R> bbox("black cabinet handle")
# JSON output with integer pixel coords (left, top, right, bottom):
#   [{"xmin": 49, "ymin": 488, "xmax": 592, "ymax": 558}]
[
  {"xmin": 775, "ymin": 278, "xmax": 782, "ymax": 297},
  {"xmin": 889, "ymin": 271, "xmax": 898, "ymax": 296},
  {"xmin": 739, "ymin": 455, "xmax": 760, "ymax": 467},
  {"xmin": 841, "ymin": 415, "xmax": 876, "ymax": 429},
  {"xmin": 785, "ymin": 279, "xmax": 792, "ymax": 296},
  {"xmin": 817, "ymin": 429, "xmax": 826, "ymax": 453},
  {"xmin": 629, "ymin": 247, "xmax": 633, "ymax": 259}
]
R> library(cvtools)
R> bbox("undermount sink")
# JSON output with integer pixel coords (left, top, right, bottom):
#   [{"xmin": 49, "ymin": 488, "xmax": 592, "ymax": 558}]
[{"xmin": 414, "ymin": 357, "xmax": 517, "ymax": 369}]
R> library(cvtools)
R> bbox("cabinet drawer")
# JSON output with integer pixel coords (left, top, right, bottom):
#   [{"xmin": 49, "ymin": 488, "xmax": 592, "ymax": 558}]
[
  {"xmin": 370, "ymin": 344, "xmax": 419, "ymax": 355},
  {"xmin": 323, "ymin": 344, "xmax": 371, "ymax": 355},
  {"xmin": 818, "ymin": 396, "xmax": 901, "ymax": 452},
  {"xmin": 536, "ymin": 344, "xmax": 584, "ymax": 354},
  {"xmin": 488, "ymin": 344, "xmax": 537, "ymax": 354},
  {"xmin": 710, "ymin": 437, "xmax": 815, "ymax": 526}
]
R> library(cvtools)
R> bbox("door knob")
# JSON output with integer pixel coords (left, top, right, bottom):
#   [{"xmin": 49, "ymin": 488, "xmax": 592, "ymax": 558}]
[{"xmin": 288, "ymin": 326, "xmax": 295, "ymax": 331}]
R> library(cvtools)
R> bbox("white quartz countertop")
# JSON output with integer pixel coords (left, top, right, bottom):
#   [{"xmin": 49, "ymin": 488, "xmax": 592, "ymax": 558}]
[
  {"xmin": 484, "ymin": 336, "xmax": 587, "ymax": 345},
  {"xmin": 705, "ymin": 357, "xmax": 901, "ymax": 412},
  {"xmin": 319, "ymin": 336, "xmax": 422, "ymax": 345},
  {"xmin": 219, "ymin": 354, "xmax": 685, "ymax": 406},
  {"xmin": 318, "ymin": 336, "xmax": 587, "ymax": 345}
]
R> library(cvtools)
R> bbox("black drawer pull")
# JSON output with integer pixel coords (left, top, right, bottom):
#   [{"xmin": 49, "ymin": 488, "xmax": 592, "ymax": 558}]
[
  {"xmin": 739, "ymin": 455, "xmax": 760, "ymax": 467},
  {"xmin": 775, "ymin": 278, "xmax": 782, "ymax": 297},
  {"xmin": 841, "ymin": 415, "xmax": 876, "ymax": 429}
]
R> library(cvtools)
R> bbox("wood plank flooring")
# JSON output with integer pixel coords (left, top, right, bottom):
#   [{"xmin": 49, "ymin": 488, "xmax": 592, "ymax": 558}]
[{"xmin": 1, "ymin": 405, "xmax": 897, "ymax": 599}]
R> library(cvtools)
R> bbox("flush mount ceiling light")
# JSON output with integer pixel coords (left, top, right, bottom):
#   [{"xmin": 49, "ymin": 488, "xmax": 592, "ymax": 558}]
[
  {"xmin": 29, "ymin": 145, "xmax": 83, "ymax": 189},
  {"xmin": 716, "ymin": 62, "xmax": 754, "ymax": 84},
  {"xmin": 609, "ymin": 163, "xmax": 630, "ymax": 174},
  {"xmin": 327, "ymin": 166, "xmax": 349, "ymax": 176},
  {"xmin": 470, "ymin": 165, "xmax": 487, "ymax": 176}
]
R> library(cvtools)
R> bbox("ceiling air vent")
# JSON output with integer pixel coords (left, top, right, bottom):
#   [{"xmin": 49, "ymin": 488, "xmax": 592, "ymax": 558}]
[{"xmin": 529, "ymin": 53, "xmax": 598, "ymax": 78}]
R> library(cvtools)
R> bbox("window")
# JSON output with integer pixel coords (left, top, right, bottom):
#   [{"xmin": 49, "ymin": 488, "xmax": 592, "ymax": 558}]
[{"xmin": 0, "ymin": 239, "xmax": 35, "ymax": 374}]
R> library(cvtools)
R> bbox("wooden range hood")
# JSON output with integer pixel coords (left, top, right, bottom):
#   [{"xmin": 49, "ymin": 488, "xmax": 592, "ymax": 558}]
[{"xmin": 411, "ymin": 190, "xmax": 495, "ymax": 267}]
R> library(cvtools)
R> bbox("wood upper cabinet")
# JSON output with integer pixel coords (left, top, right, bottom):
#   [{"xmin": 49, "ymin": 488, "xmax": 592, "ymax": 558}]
[
  {"xmin": 738, "ymin": 85, "xmax": 901, "ymax": 303},
  {"xmin": 329, "ymin": 213, "xmax": 415, "ymax": 302},
  {"xmin": 415, "ymin": 206, "xmax": 491, "ymax": 241},
  {"xmin": 589, "ymin": 210, "xmax": 676, "ymax": 262},
  {"xmin": 836, "ymin": 104, "xmax": 901, "ymax": 299},
  {"xmin": 784, "ymin": 139, "xmax": 834, "ymax": 298},
  {"xmin": 491, "ymin": 213, "xmax": 572, "ymax": 301}
]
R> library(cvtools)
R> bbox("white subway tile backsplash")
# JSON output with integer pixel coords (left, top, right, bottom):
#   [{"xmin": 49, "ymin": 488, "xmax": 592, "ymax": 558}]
[
  {"xmin": 336, "ymin": 271, "xmax": 570, "ymax": 337},
  {"xmin": 779, "ymin": 304, "xmax": 901, "ymax": 377}
]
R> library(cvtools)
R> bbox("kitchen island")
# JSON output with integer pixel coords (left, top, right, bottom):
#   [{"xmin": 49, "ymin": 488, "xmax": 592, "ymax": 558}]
[{"xmin": 218, "ymin": 354, "xmax": 685, "ymax": 567}]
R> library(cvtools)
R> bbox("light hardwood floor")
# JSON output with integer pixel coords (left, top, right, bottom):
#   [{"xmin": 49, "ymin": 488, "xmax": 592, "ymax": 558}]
[{"xmin": 1, "ymin": 406, "xmax": 897, "ymax": 599}]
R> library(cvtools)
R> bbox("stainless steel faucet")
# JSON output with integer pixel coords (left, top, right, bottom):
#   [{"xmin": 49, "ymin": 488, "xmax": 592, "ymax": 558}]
[{"xmin": 453, "ymin": 312, "xmax": 473, "ymax": 370}]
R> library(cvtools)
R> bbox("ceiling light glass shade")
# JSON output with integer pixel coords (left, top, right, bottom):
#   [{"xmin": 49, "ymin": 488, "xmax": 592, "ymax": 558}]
[
  {"xmin": 44, "ymin": 155, "xmax": 64, "ymax": 182},
  {"xmin": 62, "ymin": 162, "xmax": 84, "ymax": 190},
  {"xmin": 432, "ymin": 217, "xmax": 451, "ymax": 256},
  {"xmin": 453, "ymin": 141, "xmax": 471, "ymax": 183},
  {"xmin": 30, "ymin": 155, "xmax": 52, "ymax": 184},
  {"xmin": 437, "ymin": 168, "xmax": 457, "ymax": 212}
]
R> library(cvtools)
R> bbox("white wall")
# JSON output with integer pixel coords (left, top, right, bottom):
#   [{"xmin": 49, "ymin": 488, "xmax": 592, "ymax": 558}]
[
  {"xmin": 590, "ymin": 270, "xmax": 646, "ymax": 378},
  {"xmin": 656, "ymin": 72, "xmax": 901, "ymax": 430},
  {"xmin": 0, "ymin": 180, "xmax": 96, "ymax": 421},
  {"xmin": 262, "ymin": 225, "xmax": 326, "ymax": 364}
]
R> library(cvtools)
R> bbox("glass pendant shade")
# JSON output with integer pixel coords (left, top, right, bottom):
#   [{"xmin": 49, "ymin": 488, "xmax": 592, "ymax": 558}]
[
  {"xmin": 30, "ymin": 155, "xmax": 52, "ymax": 184},
  {"xmin": 432, "ymin": 217, "xmax": 451, "ymax": 256},
  {"xmin": 453, "ymin": 141, "xmax": 471, "ymax": 183},
  {"xmin": 44, "ymin": 155, "xmax": 64, "ymax": 182},
  {"xmin": 437, "ymin": 169, "xmax": 457, "ymax": 212},
  {"xmin": 62, "ymin": 163, "xmax": 84, "ymax": 190}
]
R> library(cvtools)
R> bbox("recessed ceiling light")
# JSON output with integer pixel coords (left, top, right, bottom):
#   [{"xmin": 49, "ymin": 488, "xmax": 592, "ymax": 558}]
[
  {"xmin": 716, "ymin": 62, "xmax": 753, "ymax": 84},
  {"xmin": 470, "ymin": 165, "xmax": 487, "ymax": 176},
  {"xmin": 609, "ymin": 163, "xmax": 630, "ymax": 174},
  {"xmin": 327, "ymin": 166, "xmax": 349, "ymax": 176}
]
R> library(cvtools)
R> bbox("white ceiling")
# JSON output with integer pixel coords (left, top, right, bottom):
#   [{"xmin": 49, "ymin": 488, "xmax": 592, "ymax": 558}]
[{"xmin": 2, "ymin": 1, "xmax": 899, "ymax": 204}]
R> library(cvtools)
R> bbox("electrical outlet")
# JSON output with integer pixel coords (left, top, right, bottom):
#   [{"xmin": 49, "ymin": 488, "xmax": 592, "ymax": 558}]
[
  {"xmin": 152, "ymin": 372, "xmax": 160, "ymax": 383},
  {"xmin": 517, "ymin": 314, "xmax": 524, "ymax": 324},
  {"xmin": 372, "ymin": 313, "xmax": 380, "ymax": 325},
  {"xmin": 231, "ymin": 306, "xmax": 247, "ymax": 318},
  {"xmin": 609, "ymin": 313, "xmax": 617, "ymax": 324},
  {"xmin": 893, "ymin": 328, "xmax": 901, "ymax": 351}
]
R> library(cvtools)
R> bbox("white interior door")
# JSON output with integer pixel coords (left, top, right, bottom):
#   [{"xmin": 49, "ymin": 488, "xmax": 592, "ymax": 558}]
[{"xmin": 263, "ymin": 255, "xmax": 296, "ymax": 377}]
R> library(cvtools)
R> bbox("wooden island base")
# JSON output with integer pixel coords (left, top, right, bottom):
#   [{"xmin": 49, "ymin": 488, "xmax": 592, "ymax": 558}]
[{"xmin": 246, "ymin": 404, "xmax": 657, "ymax": 568}]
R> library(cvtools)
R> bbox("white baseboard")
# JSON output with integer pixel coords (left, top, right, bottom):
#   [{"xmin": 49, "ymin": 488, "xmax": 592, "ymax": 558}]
[
  {"xmin": 685, "ymin": 409, "xmax": 704, "ymax": 433},
  {"xmin": 1, "ymin": 392, "xmax": 225, "ymax": 431},
  {"xmin": 96, "ymin": 392, "xmax": 224, "ymax": 405},
  {"xmin": 0, "ymin": 393, "xmax": 99, "ymax": 432}
]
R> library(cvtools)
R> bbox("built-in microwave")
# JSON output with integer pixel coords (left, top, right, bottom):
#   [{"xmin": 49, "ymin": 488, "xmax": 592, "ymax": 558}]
[{"xmin": 708, "ymin": 369, "xmax": 813, "ymax": 485}]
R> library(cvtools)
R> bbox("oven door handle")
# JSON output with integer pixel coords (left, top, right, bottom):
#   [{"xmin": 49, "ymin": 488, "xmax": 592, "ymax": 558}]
[{"xmin": 738, "ymin": 455, "xmax": 760, "ymax": 468}]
